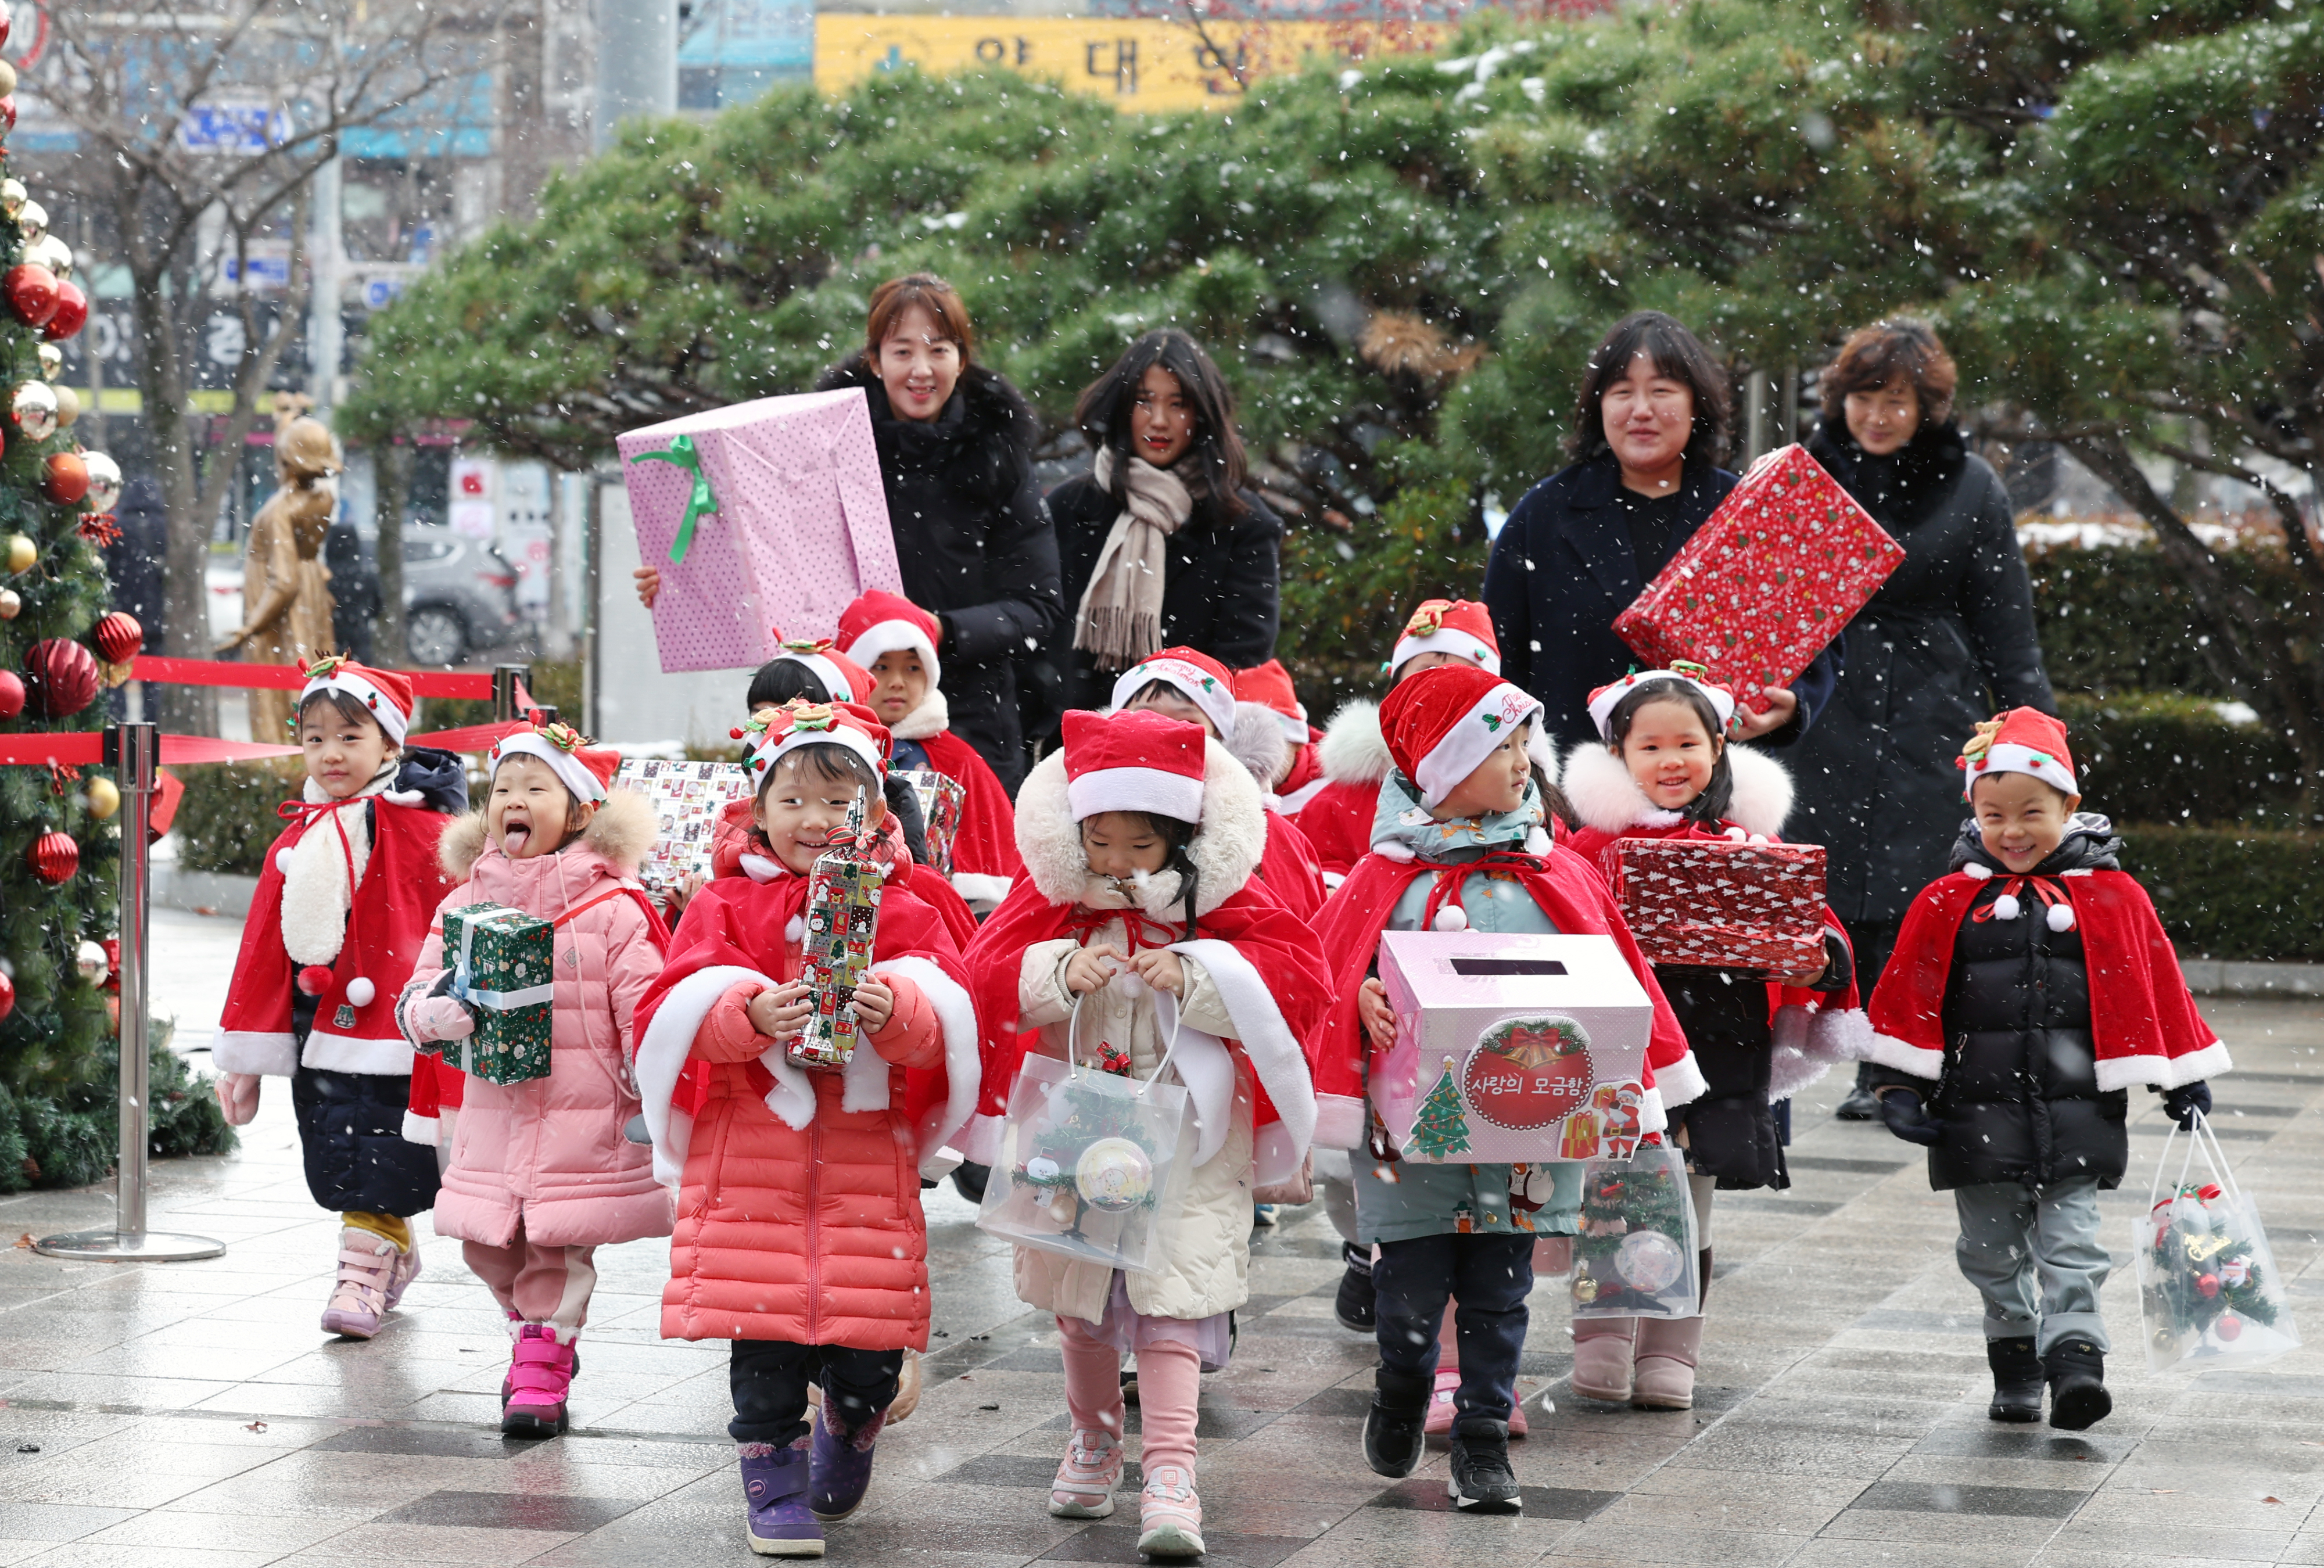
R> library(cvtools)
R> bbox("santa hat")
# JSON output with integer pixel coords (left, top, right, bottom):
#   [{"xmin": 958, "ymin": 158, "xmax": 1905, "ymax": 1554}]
[
  {"xmin": 1062, "ymin": 708, "xmax": 1207, "ymax": 823},
  {"xmin": 736, "ymin": 700, "xmax": 891, "ymax": 784},
  {"xmin": 1391, "ymin": 598, "xmax": 1500, "ymax": 677},
  {"xmin": 1380, "ymin": 663, "xmax": 1545, "ymax": 809},
  {"xmin": 1111, "ymin": 647, "xmax": 1238, "ymax": 739},
  {"xmin": 1960, "ymin": 707, "xmax": 2078, "ymax": 801},
  {"xmin": 1235, "ymin": 659, "xmax": 1310, "ymax": 742},
  {"xmin": 837, "ymin": 589, "xmax": 942, "ymax": 690},
  {"xmin": 766, "ymin": 631, "xmax": 874, "ymax": 706},
  {"xmin": 297, "ymin": 655, "xmax": 413, "ymax": 744},
  {"xmin": 1585, "ymin": 662, "xmax": 1738, "ymax": 742},
  {"xmin": 486, "ymin": 723, "xmax": 620, "ymax": 805}
]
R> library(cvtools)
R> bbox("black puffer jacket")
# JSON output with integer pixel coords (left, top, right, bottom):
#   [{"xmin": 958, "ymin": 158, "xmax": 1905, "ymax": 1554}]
[
  {"xmin": 815, "ymin": 355, "xmax": 1063, "ymax": 791},
  {"xmin": 1871, "ymin": 816, "xmax": 2128, "ymax": 1192},
  {"xmin": 1043, "ymin": 472, "xmax": 1282, "ymax": 718},
  {"xmin": 1665, "ymin": 931, "xmax": 1853, "ymax": 1190},
  {"xmin": 1787, "ymin": 418, "xmax": 2054, "ymax": 923}
]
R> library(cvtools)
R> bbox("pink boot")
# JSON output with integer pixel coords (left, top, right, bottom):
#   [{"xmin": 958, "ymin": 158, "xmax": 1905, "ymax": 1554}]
[
  {"xmin": 320, "ymin": 1227, "xmax": 421, "ymax": 1339},
  {"xmin": 1570, "ymin": 1316, "xmax": 1637, "ymax": 1402},
  {"xmin": 503, "ymin": 1325, "xmax": 576, "ymax": 1438},
  {"xmin": 1423, "ymin": 1368, "xmax": 1529, "ymax": 1437},
  {"xmin": 1631, "ymin": 1315, "xmax": 1704, "ymax": 1410}
]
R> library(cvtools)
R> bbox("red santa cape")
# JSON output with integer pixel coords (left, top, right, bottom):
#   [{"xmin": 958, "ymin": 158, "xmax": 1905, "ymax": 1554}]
[
  {"xmin": 1300, "ymin": 700, "xmax": 1393, "ymax": 883},
  {"xmin": 1560, "ymin": 741, "xmax": 1871, "ymax": 1099},
  {"xmin": 961, "ymin": 720, "xmax": 1330, "ymax": 1185},
  {"xmin": 217, "ymin": 787, "xmax": 454, "ymax": 1077},
  {"xmin": 1273, "ymin": 728, "xmax": 1325, "ymax": 814},
  {"xmin": 1255, "ymin": 809, "xmax": 1328, "ymax": 921},
  {"xmin": 1863, "ymin": 864, "xmax": 2228, "ymax": 1091},
  {"xmin": 907, "ymin": 723, "xmax": 1023, "ymax": 907}
]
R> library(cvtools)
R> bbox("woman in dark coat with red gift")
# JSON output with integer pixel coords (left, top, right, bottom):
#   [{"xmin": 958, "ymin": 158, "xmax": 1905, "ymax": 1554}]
[
  {"xmin": 1781, "ymin": 322, "xmax": 2055, "ymax": 1123},
  {"xmin": 1483, "ymin": 312, "xmax": 1838, "ymax": 755}
]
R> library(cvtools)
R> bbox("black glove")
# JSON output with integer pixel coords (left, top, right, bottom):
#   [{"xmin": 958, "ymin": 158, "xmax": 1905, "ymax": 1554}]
[
  {"xmin": 1877, "ymin": 1087, "xmax": 1944, "ymax": 1147},
  {"xmin": 2162, "ymin": 1081, "xmax": 2212, "ymax": 1130}
]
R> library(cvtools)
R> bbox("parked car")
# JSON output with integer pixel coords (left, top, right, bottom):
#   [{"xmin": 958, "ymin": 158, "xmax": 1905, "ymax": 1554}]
[{"xmin": 401, "ymin": 528, "xmax": 522, "ymax": 665}]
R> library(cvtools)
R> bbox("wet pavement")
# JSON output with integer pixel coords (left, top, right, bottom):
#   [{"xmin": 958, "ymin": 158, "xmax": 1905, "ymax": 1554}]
[{"xmin": 5, "ymin": 909, "xmax": 2324, "ymax": 1566}]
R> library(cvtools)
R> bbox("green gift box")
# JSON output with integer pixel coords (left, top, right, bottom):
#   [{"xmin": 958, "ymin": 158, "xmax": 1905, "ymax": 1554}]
[{"xmin": 442, "ymin": 902, "xmax": 556, "ymax": 1085}]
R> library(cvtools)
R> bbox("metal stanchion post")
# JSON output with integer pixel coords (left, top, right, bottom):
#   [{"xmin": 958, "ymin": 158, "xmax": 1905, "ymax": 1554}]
[
  {"xmin": 492, "ymin": 664, "xmax": 535, "ymax": 721},
  {"xmin": 35, "ymin": 724, "xmax": 225, "ymax": 1262}
]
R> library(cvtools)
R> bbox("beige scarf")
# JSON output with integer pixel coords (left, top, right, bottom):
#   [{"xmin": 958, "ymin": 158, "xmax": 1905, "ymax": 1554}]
[{"xmin": 1073, "ymin": 448, "xmax": 1196, "ymax": 673}]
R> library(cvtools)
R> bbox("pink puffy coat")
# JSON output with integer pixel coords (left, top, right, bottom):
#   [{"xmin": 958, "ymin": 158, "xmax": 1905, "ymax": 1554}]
[{"xmin": 400, "ymin": 790, "xmax": 674, "ymax": 1250}]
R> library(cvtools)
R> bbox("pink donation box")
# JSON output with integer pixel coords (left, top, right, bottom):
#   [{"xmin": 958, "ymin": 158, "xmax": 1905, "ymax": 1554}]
[
  {"xmin": 1374, "ymin": 932, "xmax": 1655, "ymax": 1164},
  {"xmin": 618, "ymin": 389, "xmax": 904, "ymax": 673}
]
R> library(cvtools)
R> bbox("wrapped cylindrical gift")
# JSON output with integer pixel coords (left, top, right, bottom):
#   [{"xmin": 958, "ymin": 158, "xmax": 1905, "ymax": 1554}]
[{"xmin": 791, "ymin": 788, "xmax": 885, "ymax": 1071}]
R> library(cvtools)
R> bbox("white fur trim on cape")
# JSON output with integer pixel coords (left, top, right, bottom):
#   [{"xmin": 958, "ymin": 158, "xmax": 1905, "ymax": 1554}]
[
  {"xmin": 1561, "ymin": 740, "xmax": 1794, "ymax": 839},
  {"xmin": 1272, "ymin": 775, "xmax": 1328, "ymax": 816},
  {"xmin": 301, "ymin": 1030, "xmax": 422, "ymax": 1075},
  {"xmin": 1638, "ymin": 1086, "xmax": 1669, "ymax": 1135},
  {"xmin": 1174, "ymin": 937, "xmax": 1317, "ymax": 1182},
  {"xmin": 1861, "ymin": 1030, "xmax": 1946, "ymax": 1080},
  {"xmin": 281, "ymin": 792, "xmax": 376, "ymax": 967},
  {"xmin": 890, "ymin": 687, "xmax": 951, "ymax": 742},
  {"xmin": 2095, "ymin": 1038, "xmax": 2232, "ymax": 1093},
  {"xmin": 401, "ymin": 1109, "xmax": 439, "ymax": 1147},
  {"xmin": 1654, "ymin": 1049, "xmax": 1709, "ymax": 1109},
  {"xmin": 1313, "ymin": 1092, "xmax": 1367, "ymax": 1151},
  {"xmin": 961, "ymin": 1111, "xmax": 1005, "ymax": 1166},
  {"xmin": 213, "ymin": 1029, "xmax": 299, "ymax": 1077},
  {"xmin": 1767, "ymin": 1004, "xmax": 1838, "ymax": 1102},
  {"xmin": 634, "ymin": 964, "xmax": 772, "ymax": 1186},
  {"xmin": 1230, "ymin": 701, "xmax": 1290, "ymax": 791},
  {"xmin": 1016, "ymin": 736, "xmax": 1268, "ymax": 914},
  {"xmin": 1809, "ymin": 1004, "xmax": 1874, "ymax": 1067},
  {"xmin": 876, "ymin": 954, "xmax": 982, "ymax": 1176},
  {"xmin": 950, "ymin": 871, "xmax": 1014, "ymax": 909},
  {"xmin": 1317, "ymin": 699, "xmax": 1392, "ymax": 788}
]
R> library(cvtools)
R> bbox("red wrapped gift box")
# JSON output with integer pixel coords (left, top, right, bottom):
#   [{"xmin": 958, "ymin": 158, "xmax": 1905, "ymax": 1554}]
[
  {"xmin": 1608, "ymin": 837, "xmax": 1828, "ymax": 971},
  {"xmin": 1613, "ymin": 444, "xmax": 1904, "ymax": 711}
]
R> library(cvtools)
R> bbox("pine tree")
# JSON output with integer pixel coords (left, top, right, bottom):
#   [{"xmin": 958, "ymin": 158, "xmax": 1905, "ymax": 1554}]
[
  {"xmin": 0, "ymin": 168, "xmax": 230, "ymax": 1192},
  {"xmin": 1406, "ymin": 1055, "xmax": 1471, "ymax": 1160}
]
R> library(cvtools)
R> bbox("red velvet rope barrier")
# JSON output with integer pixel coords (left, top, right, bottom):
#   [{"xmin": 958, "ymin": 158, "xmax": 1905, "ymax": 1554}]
[{"xmin": 129, "ymin": 656, "xmax": 495, "ymax": 699}]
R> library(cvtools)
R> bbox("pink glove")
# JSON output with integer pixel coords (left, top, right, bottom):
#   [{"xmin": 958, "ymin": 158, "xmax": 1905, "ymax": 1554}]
[
  {"xmin": 214, "ymin": 1072, "xmax": 261, "ymax": 1126},
  {"xmin": 406, "ymin": 995, "xmax": 476, "ymax": 1043}
]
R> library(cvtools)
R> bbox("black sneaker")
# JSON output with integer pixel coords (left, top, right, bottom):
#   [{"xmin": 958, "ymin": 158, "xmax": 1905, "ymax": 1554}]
[
  {"xmin": 1364, "ymin": 1370, "xmax": 1430, "ymax": 1479},
  {"xmin": 2046, "ymin": 1339, "xmax": 2111, "ymax": 1431},
  {"xmin": 1334, "ymin": 1244, "xmax": 1376, "ymax": 1333},
  {"xmin": 1835, "ymin": 1083, "xmax": 1881, "ymax": 1121},
  {"xmin": 1447, "ymin": 1420, "xmax": 1522, "ymax": 1512},
  {"xmin": 1986, "ymin": 1336, "xmax": 2043, "ymax": 1423},
  {"xmin": 950, "ymin": 1162, "xmax": 991, "ymax": 1204}
]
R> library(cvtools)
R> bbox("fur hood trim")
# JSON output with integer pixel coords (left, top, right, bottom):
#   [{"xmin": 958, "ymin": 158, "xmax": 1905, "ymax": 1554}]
[
  {"xmin": 890, "ymin": 687, "xmax": 951, "ymax": 743},
  {"xmin": 439, "ymin": 787, "xmax": 658, "ymax": 881},
  {"xmin": 1229, "ymin": 701, "xmax": 1289, "ymax": 791},
  {"xmin": 1015, "ymin": 734, "xmax": 1267, "ymax": 917},
  {"xmin": 1317, "ymin": 699, "xmax": 1393, "ymax": 787},
  {"xmin": 1561, "ymin": 741, "xmax": 1794, "ymax": 839}
]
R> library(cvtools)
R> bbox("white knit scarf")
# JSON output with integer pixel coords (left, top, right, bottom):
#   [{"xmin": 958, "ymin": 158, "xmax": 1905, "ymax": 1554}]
[{"xmin": 1072, "ymin": 448, "xmax": 1196, "ymax": 673}]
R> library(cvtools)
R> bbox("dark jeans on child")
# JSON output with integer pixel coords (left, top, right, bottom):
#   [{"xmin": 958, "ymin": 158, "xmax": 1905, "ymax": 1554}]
[
  {"xmin": 1373, "ymin": 1233, "xmax": 1534, "ymax": 1426},
  {"xmin": 729, "ymin": 1340, "xmax": 902, "ymax": 1446}
]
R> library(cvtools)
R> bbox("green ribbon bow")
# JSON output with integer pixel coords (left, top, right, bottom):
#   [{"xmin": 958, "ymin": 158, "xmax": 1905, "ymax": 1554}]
[{"xmin": 627, "ymin": 435, "xmax": 720, "ymax": 564}]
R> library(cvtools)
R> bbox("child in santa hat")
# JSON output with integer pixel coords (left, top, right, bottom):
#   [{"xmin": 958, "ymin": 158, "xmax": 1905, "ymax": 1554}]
[
  {"xmin": 1301, "ymin": 598, "xmax": 1536, "ymax": 884},
  {"xmin": 396, "ymin": 724, "xmax": 673, "ymax": 1437},
  {"xmin": 1235, "ymin": 659, "xmax": 1325, "ymax": 814},
  {"xmin": 631, "ymin": 700, "xmax": 982, "ymax": 1558},
  {"xmin": 1859, "ymin": 707, "xmax": 2225, "ymax": 1431},
  {"xmin": 213, "ymin": 656, "xmax": 469, "ymax": 1339},
  {"xmin": 839, "ymin": 587, "xmax": 1023, "ymax": 910},
  {"xmin": 1113, "ymin": 647, "xmax": 1327, "ymax": 921},
  {"xmin": 1561, "ymin": 665, "xmax": 1867, "ymax": 1412},
  {"xmin": 1308, "ymin": 663, "xmax": 1694, "ymax": 1510},
  {"xmin": 961, "ymin": 708, "xmax": 1328, "ymax": 1558}
]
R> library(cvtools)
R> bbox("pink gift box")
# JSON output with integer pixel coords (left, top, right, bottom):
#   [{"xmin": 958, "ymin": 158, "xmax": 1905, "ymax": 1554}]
[{"xmin": 618, "ymin": 389, "xmax": 904, "ymax": 673}]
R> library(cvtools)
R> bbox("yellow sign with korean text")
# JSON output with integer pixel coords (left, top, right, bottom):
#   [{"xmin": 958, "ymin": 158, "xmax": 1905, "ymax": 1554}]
[{"xmin": 813, "ymin": 15, "xmax": 1452, "ymax": 113}]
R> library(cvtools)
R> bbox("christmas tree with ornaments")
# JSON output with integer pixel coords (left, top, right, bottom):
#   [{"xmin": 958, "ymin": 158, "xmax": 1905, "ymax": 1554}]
[{"xmin": 0, "ymin": 126, "xmax": 232, "ymax": 1190}]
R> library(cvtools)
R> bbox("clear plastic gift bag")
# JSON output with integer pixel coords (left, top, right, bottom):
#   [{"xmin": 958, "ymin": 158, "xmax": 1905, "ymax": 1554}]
[
  {"xmin": 1570, "ymin": 1139, "xmax": 1700, "ymax": 1321},
  {"xmin": 975, "ymin": 986, "xmax": 1197, "ymax": 1276},
  {"xmin": 2135, "ymin": 1110, "xmax": 2300, "ymax": 1373}
]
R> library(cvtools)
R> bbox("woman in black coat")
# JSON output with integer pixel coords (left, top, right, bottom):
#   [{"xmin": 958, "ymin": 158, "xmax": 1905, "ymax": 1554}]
[
  {"xmin": 1483, "ymin": 311, "xmax": 1838, "ymax": 753},
  {"xmin": 1043, "ymin": 329, "xmax": 1279, "ymax": 718}
]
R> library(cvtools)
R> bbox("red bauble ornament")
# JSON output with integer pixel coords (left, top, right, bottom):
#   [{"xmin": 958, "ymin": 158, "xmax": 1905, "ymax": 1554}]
[
  {"xmin": 3, "ymin": 261, "xmax": 55, "ymax": 329},
  {"xmin": 29, "ymin": 829, "xmax": 78, "ymax": 885},
  {"xmin": 2217, "ymin": 1313, "xmax": 2243, "ymax": 1341},
  {"xmin": 24, "ymin": 637, "xmax": 98, "ymax": 719},
  {"xmin": 2196, "ymin": 1273, "xmax": 2221, "ymax": 1299},
  {"xmin": 0, "ymin": 2, "xmax": 14, "ymax": 51},
  {"xmin": 94, "ymin": 610, "xmax": 143, "ymax": 665},
  {"xmin": 43, "ymin": 281, "xmax": 86, "ymax": 342},
  {"xmin": 0, "ymin": 96, "xmax": 17, "ymax": 134},
  {"xmin": 42, "ymin": 451, "xmax": 88, "ymax": 507},
  {"xmin": 0, "ymin": 668, "xmax": 21, "ymax": 719},
  {"xmin": 0, "ymin": 968, "xmax": 13, "ymax": 1024}
]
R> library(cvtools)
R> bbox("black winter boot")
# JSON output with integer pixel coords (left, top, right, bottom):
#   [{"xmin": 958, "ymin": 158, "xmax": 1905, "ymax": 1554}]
[
  {"xmin": 1985, "ymin": 1336, "xmax": 2043, "ymax": 1423},
  {"xmin": 1364, "ymin": 1369, "xmax": 1431, "ymax": 1479},
  {"xmin": 2045, "ymin": 1339, "xmax": 2111, "ymax": 1431},
  {"xmin": 1446, "ymin": 1419, "xmax": 1522, "ymax": 1513},
  {"xmin": 1335, "ymin": 1243, "xmax": 1377, "ymax": 1333}
]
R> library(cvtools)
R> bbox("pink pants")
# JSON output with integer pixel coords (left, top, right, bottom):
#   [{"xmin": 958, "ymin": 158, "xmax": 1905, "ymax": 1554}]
[
  {"xmin": 1057, "ymin": 1314, "xmax": 1201, "ymax": 1477},
  {"xmin": 464, "ymin": 1222, "xmax": 598, "ymax": 1344}
]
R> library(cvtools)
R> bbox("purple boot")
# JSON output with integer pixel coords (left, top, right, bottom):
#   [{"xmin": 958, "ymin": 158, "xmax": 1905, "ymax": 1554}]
[
  {"xmin": 741, "ymin": 1444, "xmax": 823, "ymax": 1558},
  {"xmin": 809, "ymin": 1406, "xmax": 885, "ymax": 1522}
]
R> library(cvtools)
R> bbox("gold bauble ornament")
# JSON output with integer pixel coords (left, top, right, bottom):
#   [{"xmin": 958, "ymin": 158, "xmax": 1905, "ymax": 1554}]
[
  {"xmin": 5, "ymin": 533, "xmax": 33, "ymax": 573},
  {"xmin": 85, "ymin": 776, "xmax": 120, "ymax": 820},
  {"xmin": 15, "ymin": 199, "xmax": 44, "ymax": 246},
  {"xmin": 31, "ymin": 235, "xmax": 71, "ymax": 281},
  {"xmin": 0, "ymin": 180, "xmax": 22, "ymax": 220},
  {"xmin": 1572, "ymin": 1275, "xmax": 1600, "ymax": 1304},
  {"xmin": 52, "ymin": 383, "xmax": 78, "ymax": 429},
  {"xmin": 0, "ymin": 60, "xmax": 16, "ymax": 96},
  {"xmin": 35, "ymin": 342, "xmax": 60, "ymax": 380},
  {"xmin": 0, "ymin": 588, "xmax": 19, "ymax": 619}
]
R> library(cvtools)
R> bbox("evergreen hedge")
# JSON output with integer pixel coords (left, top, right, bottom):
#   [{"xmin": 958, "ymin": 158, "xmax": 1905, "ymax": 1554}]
[{"xmin": 2119, "ymin": 826, "xmax": 2324, "ymax": 965}]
